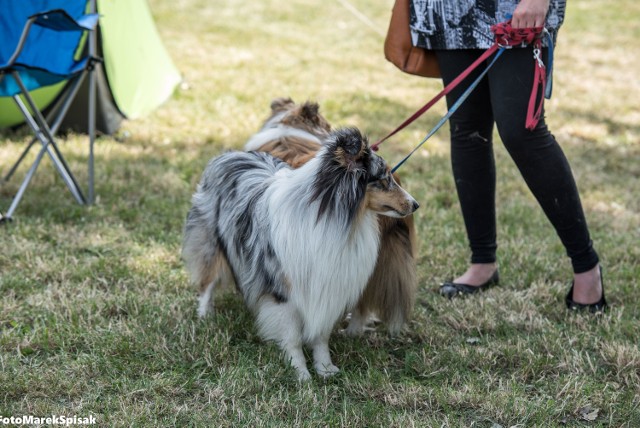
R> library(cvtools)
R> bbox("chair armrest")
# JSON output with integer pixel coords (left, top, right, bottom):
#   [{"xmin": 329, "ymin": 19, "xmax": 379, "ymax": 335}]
[
  {"xmin": 0, "ymin": 10, "xmax": 99, "ymax": 70},
  {"xmin": 31, "ymin": 10, "xmax": 99, "ymax": 32}
]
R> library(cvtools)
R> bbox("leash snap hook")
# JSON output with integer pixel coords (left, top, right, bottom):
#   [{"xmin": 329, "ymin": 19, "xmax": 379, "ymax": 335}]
[
  {"xmin": 533, "ymin": 48, "xmax": 544, "ymax": 68},
  {"xmin": 497, "ymin": 36, "xmax": 513, "ymax": 49}
]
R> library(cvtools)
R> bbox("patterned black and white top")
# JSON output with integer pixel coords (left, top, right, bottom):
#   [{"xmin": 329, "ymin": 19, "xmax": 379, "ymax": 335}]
[{"xmin": 410, "ymin": 0, "xmax": 566, "ymax": 50}]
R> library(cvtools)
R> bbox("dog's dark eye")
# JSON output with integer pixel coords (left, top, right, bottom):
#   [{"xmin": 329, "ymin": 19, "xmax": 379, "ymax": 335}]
[
  {"xmin": 368, "ymin": 175, "xmax": 382, "ymax": 185},
  {"xmin": 369, "ymin": 176, "xmax": 390, "ymax": 188}
]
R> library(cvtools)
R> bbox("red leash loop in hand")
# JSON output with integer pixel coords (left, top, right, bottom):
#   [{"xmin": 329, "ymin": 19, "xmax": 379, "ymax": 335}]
[
  {"xmin": 492, "ymin": 21, "xmax": 546, "ymax": 131},
  {"xmin": 490, "ymin": 20, "xmax": 542, "ymax": 47}
]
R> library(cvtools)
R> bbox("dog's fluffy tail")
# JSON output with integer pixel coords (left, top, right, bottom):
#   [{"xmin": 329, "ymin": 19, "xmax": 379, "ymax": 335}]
[{"xmin": 182, "ymin": 206, "xmax": 231, "ymax": 315}]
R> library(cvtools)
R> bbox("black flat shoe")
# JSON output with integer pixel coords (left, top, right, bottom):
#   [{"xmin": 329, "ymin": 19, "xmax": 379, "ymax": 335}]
[
  {"xmin": 439, "ymin": 269, "xmax": 500, "ymax": 299},
  {"xmin": 566, "ymin": 267, "xmax": 607, "ymax": 313}
]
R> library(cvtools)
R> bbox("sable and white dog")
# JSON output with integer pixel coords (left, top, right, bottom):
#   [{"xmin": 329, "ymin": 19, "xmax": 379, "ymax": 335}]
[
  {"xmin": 245, "ymin": 97, "xmax": 419, "ymax": 335},
  {"xmin": 183, "ymin": 127, "xmax": 418, "ymax": 380}
]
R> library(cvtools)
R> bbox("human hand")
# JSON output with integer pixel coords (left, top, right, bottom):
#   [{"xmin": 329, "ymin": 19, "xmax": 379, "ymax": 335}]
[{"xmin": 511, "ymin": 0, "xmax": 550, "ymax": 29}]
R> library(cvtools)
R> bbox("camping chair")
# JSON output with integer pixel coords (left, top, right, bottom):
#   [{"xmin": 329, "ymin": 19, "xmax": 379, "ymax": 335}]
[{"xmin": 0, "ymin": 1, "xmax": 100, "ymax": 222}]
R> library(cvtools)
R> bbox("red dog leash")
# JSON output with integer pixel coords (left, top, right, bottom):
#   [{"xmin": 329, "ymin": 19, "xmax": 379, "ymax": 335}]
[{"xmin": 372, "ymin": 20, "xmax": 548, "ymax": 154}]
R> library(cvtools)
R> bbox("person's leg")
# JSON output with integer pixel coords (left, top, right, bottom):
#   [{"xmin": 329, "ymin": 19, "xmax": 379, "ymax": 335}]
[
  {"xmin": 487, "ymin": 48, "xmax": 602, "ymax": 303},
  {"xmin": 435, "ymin": 49, "xmax": 499, "ymax": 285}
]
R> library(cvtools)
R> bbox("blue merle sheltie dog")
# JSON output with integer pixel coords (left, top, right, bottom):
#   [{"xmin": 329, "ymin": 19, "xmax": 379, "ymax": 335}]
[
  {"xmin": 245, "ymin": 98, "xmax": 419, "ymax": 336},
  {"xmin": 182, "ymin": 127, "xmax": 418, "ymax": 381}
]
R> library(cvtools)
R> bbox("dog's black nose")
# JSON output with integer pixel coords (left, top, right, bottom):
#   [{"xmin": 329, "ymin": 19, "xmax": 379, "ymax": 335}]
[{"xmin": 412, "ymin": 200, "xmax": 420, "ymax": 212}]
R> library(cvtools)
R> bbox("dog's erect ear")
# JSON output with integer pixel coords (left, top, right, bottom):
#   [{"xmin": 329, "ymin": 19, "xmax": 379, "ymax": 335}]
[
  {"xmin": 270, "ymin": 97, "xmax": 295, "ymax": 113},
  {"xmin": 332, "ymin": 127, "xmax": 368, "ymax": 171},
  {"xmin": 300, "ymin": 101, "xmax": 320, "ymax": 120},
  {"xmin": 299, "ymin": 101, "xmax": 331, "ymax": 132}
]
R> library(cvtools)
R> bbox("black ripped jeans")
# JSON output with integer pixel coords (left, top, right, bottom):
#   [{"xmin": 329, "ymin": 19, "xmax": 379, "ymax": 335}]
[{"xmin": 435, "ymin": 48, "xmax": 599, "ymax": 273}]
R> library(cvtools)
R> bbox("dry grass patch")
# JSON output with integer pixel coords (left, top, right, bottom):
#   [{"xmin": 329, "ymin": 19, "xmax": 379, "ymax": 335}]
[{"xmin": 1, "ymin": 0, "xmax": 639, "ymax": 426}]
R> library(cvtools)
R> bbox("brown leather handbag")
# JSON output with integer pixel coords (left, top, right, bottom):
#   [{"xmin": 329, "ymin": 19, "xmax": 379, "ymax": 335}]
[{"xmin": 383, "ymin": 0, "xmax": 440, "ymax": 78}]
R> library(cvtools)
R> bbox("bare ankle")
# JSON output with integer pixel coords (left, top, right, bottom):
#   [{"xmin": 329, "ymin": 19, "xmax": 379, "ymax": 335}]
[
  {"xmin": 454, "ymin": 263, "xmax": 498, "ymax": 286},
  {"xmin": 572, "ymin": 265, "xmax": 602, "ymax": 304}
]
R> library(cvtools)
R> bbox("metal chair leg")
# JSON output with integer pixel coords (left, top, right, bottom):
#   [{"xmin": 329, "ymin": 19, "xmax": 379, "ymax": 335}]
[
  {"xmin": 3, "ymin": 76, "xmax": 84, "ymax": 183},
  {"xmin": 12, "ymin": 93, "xmax": 86, "ymax": 205},
  {"xmin": 3, "ymin": 138, "xmax": 38, "ymax": 182},
  {"xmin": 88, "ymin": 65, "xmax": 96, "ymax": 205},
  {"xmin": 88, "ymin": 0, "xmax": 98, "ymax": 205},
  {"xmin": 4, "ymin": 144, "xmax": 49, "ymax": 220}
]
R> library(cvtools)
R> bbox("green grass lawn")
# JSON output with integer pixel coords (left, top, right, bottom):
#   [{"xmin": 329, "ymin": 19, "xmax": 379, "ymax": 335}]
[{"xmin": 1, "ymin": 0, "xmax": 639, "ymax": 426}]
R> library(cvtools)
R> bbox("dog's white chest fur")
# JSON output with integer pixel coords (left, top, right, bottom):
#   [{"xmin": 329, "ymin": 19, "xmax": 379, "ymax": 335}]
[{"xmin": 267, "ymin": 168, "xmax": 380, "ymax": 340}]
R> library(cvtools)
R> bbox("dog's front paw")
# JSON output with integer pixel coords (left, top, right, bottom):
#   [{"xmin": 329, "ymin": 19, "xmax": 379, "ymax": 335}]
[
  {"xmin": 344, "ymin": 314, "xmax": 366, "ymax": 336},
  {"xmin": 342, "ymin": 312, "xmax": 378, "ymax": 336},
  {"xmin": 197, "ymin": 302, "xmax": 214, "ymax": 318},
  {"xmin": 343, "ymin": 324, "xmax": 365, "ymax": 337},
  {"xmin": 315, "ymin": 363, "xmax": 340, "ymax": 378},
  {"xmin": 296, "ymin": 368, "xmax": 312, "ymax": 382}
]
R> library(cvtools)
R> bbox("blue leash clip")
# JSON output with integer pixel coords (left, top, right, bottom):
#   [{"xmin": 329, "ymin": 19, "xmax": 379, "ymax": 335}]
[{"xmin": 543, "ymin": 28, "xmax": 554, "ymax": 99}]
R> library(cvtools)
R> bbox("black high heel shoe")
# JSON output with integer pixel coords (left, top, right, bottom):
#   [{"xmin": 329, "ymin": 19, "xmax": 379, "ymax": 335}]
[
  {"xmin": 439, "ymin": 269, "xmax": 500, "ymax": 299},
  {"xmin": 565, "ymin": 266, "xmax": 607, "ymax": 313}
]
